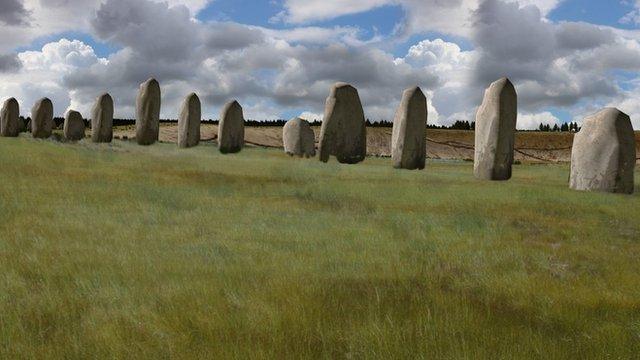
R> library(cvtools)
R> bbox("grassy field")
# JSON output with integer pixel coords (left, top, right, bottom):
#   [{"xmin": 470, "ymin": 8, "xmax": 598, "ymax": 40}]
[{"xmin": 0, "ymin": 136, "xmax": 639, "ymax": 359}]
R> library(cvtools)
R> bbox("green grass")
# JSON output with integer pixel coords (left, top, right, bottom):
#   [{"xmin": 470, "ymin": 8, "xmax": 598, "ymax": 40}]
[{"xmin": 0, "ymin": 136, "xmax": 639, "ymax": 359}]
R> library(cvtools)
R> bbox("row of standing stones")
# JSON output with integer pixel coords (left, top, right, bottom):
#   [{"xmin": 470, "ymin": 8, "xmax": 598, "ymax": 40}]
[{"xmin": 0, "ymin": 77, "xmax": 636, "ymax": 194}]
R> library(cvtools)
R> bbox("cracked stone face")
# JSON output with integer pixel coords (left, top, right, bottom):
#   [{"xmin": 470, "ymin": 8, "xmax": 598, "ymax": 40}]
[
  {"xmin": 319, "ymin": 82, "xmax": 367, "ymax": 164},
  {"xmin": 474, "ymin": 77, "xmax": 517, "ymax": 181},
  {"xmin": 570, "ymin": 108, "xmax": 636, "ymax": 194},
  {"xmin": 391, "ymin": 86, "xmax": 427, "ymax": 170}
]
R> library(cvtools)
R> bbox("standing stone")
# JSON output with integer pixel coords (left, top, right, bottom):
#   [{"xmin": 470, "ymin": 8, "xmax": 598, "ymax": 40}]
[
  {"xmin": 178, "ymin": 93, "xmax": 201, "ymax": 148},
  {"xmin": 64, "ymin": 110, "xmax": 85, "ymax": 141},
  {"xmin": 391, "ymin": 86, "xmax": 427, "ymax": 170},
  {"xmin": 136, "ymin": 78, "xmax": 161, "ymax": 145},
  {"xmin": 1, "ymin": 98, "xmax": 20, "ymax": 137},
  {"xmin": 570, "ymin": 108, "xmax": 636, "ymax": 194},
  {"xmin": 318, "ymin": 82, "xmax": 366, "ymax": 164},
  {"xmin": 474, "ymin": 77, "xmax": 517, "ymax": 181},
  {"xmin": 92, "ymin": 93, "xmax": 113, "ymax": 143},
  {"xmin": 283, "ymin": 117, "xmax": 316, "ymax": 157},
  {"xmin": 218, "ymin": 100, "xmax": 244, "ymax": 153},
  {"xmin": 31, "ymin": 97, "xmax": 54, "ymax": 139}
]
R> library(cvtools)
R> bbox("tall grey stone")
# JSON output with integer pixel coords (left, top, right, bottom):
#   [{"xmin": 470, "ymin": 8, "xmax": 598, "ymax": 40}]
[
  {"xmin": 92, "ymin": 93, "xmax": 113, "ymax": 143},
  {"xmin": 31, "ymin": 97, "xmax": 54, "ymax": 139},
  {"xmin": 391, "ymin": 86, "xmax": 427, "ymax": 170},
  {"xmin": 218, "ymin": 100, "xmax": 244, "ymax": 153},
  {"xmin": 570, "ymin": 108, "xmax": 636, "ymax": 194},
  {"xmin": 1, "ymin": 97, "xmax": 20, "ymax": 137},
  {"xmin": 283, "ymin": 117, "xmax": 316, "ymax": 157},
  {"xmin": 64, "ymin": 110, "xmax": 85, "ymax": 141},
  {"xmin": 319, "ymin": 82, "xmax": 366, "ymax": 164},
  {"xmin": 136, "ymin": 78, "xmax": 161, "ymax": 145},
  {"xmin": 178, "ymin": 93, "xmax": 201, "ymax": 148},
  {"xmin": 474, "ymin": 77, "xmax": 517, "ymax": 181}
]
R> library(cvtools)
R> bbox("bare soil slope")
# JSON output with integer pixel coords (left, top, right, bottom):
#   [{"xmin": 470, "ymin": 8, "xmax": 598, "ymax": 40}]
[{"xmin": 113, "ymin": 125, "xmax": 640, "ymax": 163}]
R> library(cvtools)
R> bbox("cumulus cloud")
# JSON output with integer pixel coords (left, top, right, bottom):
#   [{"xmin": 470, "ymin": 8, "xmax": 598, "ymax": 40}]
[
  {"xmin": 518, "ymin": 111, "xmax": 561, "ymax": 130},
  {"xmin": 2, "ymin": 0, "xmax": 640, "ymax": 131}
]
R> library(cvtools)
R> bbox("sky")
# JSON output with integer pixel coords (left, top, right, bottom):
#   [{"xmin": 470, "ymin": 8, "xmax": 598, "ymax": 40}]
[{"xmin": 2, "ymin": 0, "xmax": 640, "ymax": 129}]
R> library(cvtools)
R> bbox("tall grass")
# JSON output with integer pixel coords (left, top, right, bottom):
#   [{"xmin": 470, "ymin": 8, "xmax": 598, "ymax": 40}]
[{"xmin": 0, "ymin": 136, "xmax": 639, "ymax": 359}]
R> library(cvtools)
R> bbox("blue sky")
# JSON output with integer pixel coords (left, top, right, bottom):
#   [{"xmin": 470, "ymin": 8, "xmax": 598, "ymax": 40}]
[{"xmin": 2, "ymin": 0, "xmax": 640, "ymax": 129}]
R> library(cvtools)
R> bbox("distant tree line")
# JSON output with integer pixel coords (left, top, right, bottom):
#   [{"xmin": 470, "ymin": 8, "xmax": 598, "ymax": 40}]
[
  {"xmin": 538, "ymin": 122, "xmax": 580, "ymax": 132},
  {"xmin": 25, "ymin": 116, "xmax": 580, "ymax": 133}
]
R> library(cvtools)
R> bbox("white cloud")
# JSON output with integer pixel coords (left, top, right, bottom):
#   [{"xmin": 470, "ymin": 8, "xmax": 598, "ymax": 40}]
[{"xmin": 517, "ymin": 111, "xmax": 561, "ymax": 130}]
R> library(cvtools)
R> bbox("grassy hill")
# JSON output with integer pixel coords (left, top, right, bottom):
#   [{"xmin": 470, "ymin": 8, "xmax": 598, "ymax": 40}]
[{"xmin": 0, "ymin": 136, "xmax": 639, "ymax": 359}]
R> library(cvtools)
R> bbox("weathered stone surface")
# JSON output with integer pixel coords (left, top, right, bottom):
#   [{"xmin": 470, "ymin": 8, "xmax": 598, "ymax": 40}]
[
  {"xmin": 178, "ymin": 93, "xmax": 201, "ymax": 148},
  {"xmin": 318, "ymin": 83, "xmax": 366, "ymax": 164},
  {"xmin": 391, "ymin": 86, "xmax": 427, "ymax": 170},
  {"xmin": 136, "ymin": 78, "xmax": 161, "ymax": 145},
  {"xmin": 64, "ymin": 110, "xmax": 85, "ymax": 141},
  {"xmin": 218, "ymin": 100, "xmax": 244, "ymax": 153},
  {"xmin": 92, "ymin": 93, "xmax": 113, "ymax": 143},
  {"xmin": 569, "ymin": 108, "xmax": 635, "ymax": 194},
  {"xmin": 283, "ymin": 117, "xmax": 316, "ymax": 157},
  {"xmin": 1, "ymin": 98, "xmax": 20, "ymax": 137},
  {"xmin": 474, "ymin": 77, "xmax": 517, "ymax": 181},
  {"xmin": 31, "ymin": 97, "xmax": 54, "ymax": 139}
]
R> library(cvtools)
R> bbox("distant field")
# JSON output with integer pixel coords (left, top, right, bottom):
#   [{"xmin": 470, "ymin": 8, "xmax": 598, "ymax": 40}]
[
  {"xmin": 1, "ymin": 136, "xmax": 639, "ymax": 359},
  {"xmin": 111, "ymin": 124, "xmax": 640, "ymax": 163}
]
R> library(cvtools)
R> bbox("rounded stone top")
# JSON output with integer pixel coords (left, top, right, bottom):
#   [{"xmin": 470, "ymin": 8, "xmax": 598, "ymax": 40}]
[
  {"xmin": 66, "ymin": 109, "xmax": 81, "ymax": 117},
  {"xmin": 141, "ymin": 78, "xmax": 160, "ymax": 89}
]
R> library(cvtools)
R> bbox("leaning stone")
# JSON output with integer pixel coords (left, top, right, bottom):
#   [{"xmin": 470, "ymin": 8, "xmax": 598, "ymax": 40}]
[
  {"xmin": 283, "ymin": 117, "xmax": 316, "ymax": 157},
  {"xmin": 218, "ymin": 100, "xmax": 244, "ymax": 153},
  {"xmin": 391, "ymin": 86, "xmax": 427, "ymax": 170},
  {"xmin": 1, "ymin": 98, "xmax": 20, "ymax": 137},
  {"xmin": 570, "ymin": 108, "xmax": 636, "ymax": 194},
  {"xmin": 136, "ymin": 78, "xmax": 161, "ymax": 145},
  {"xmin": 178, "ymin": 93, "xmax": 201, "ymax": 148},
  {"xmin": 92, "ymin": 93, "xmax": 113, "ymax": 143},
  {"xmin": 474, "ymin": 77, "xmax": 517, "ymax": 180},
  {"xmin": 318, "ymin": 82, "xmax": 366, "ymax": 164},
  {"xmin": 31, "ymin": 98, "xmax": 54, "ymax": 139},
  {"xmin": 64, "ymin": 110, "xmax": 85, "ymax": 141}
]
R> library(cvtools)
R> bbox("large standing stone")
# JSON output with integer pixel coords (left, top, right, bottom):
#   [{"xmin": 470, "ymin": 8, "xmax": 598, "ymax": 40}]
[
  {"xmin": 31, "ymin": 97, "xmax": 54, "ymax": 139},
  {"xmin": 569, "ymin": 108, "xmax": 636, "ymax": 194},
  {"xmin": 64, "ymin": 110, "xmax": 85, "ymax": 141},
  {"xmin": 218, "ymin": 100, "xmax": 244, "ymax": 153},
  {"xmin": 283, "ymin": 117, "xmax": 316, "ymax": 157},
  {"xmin": 391, "ymin": 86, "xmax": 427, "ymax": 170},
  {"xmin": 178, "ymin": 93, "xmax": 201, "ymax": 148},
  {"xmin": 474, "ymin": 77, "xmax": 517, "ymax": 181},
  {"xmin": 136, "ymin": 78, "xmax": 161, "ymax": 145},
  {"xmin": 92, "ymin": 93, "xmax": 113, "ymax": 143},
  {"xmin": 1, "ymin": 98, "xmax": 20, "ymax": 137},
  {"xmin": 318, "ymin": 83, "xmax": 367, "ymax": 164}
]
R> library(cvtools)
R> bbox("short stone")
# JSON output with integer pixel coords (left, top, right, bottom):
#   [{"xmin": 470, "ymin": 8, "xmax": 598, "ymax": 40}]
[
  {"xmin": 283, "ymin": 117, "xmax": 316, "ymax": 157},
  {"xmin": 64, "ymin": 110, "xmax": 85, "ymax": 141},
  {"xmin": 31, "ymin": 98, "xmax": 54, "ymax": 139},
  {"xmin": 1, "ymin": 97, "xmax": 20, "ymax": 137},
  {"xmin": 570, "ymin": 108, "xmax": 636, "ymax": 194}
]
